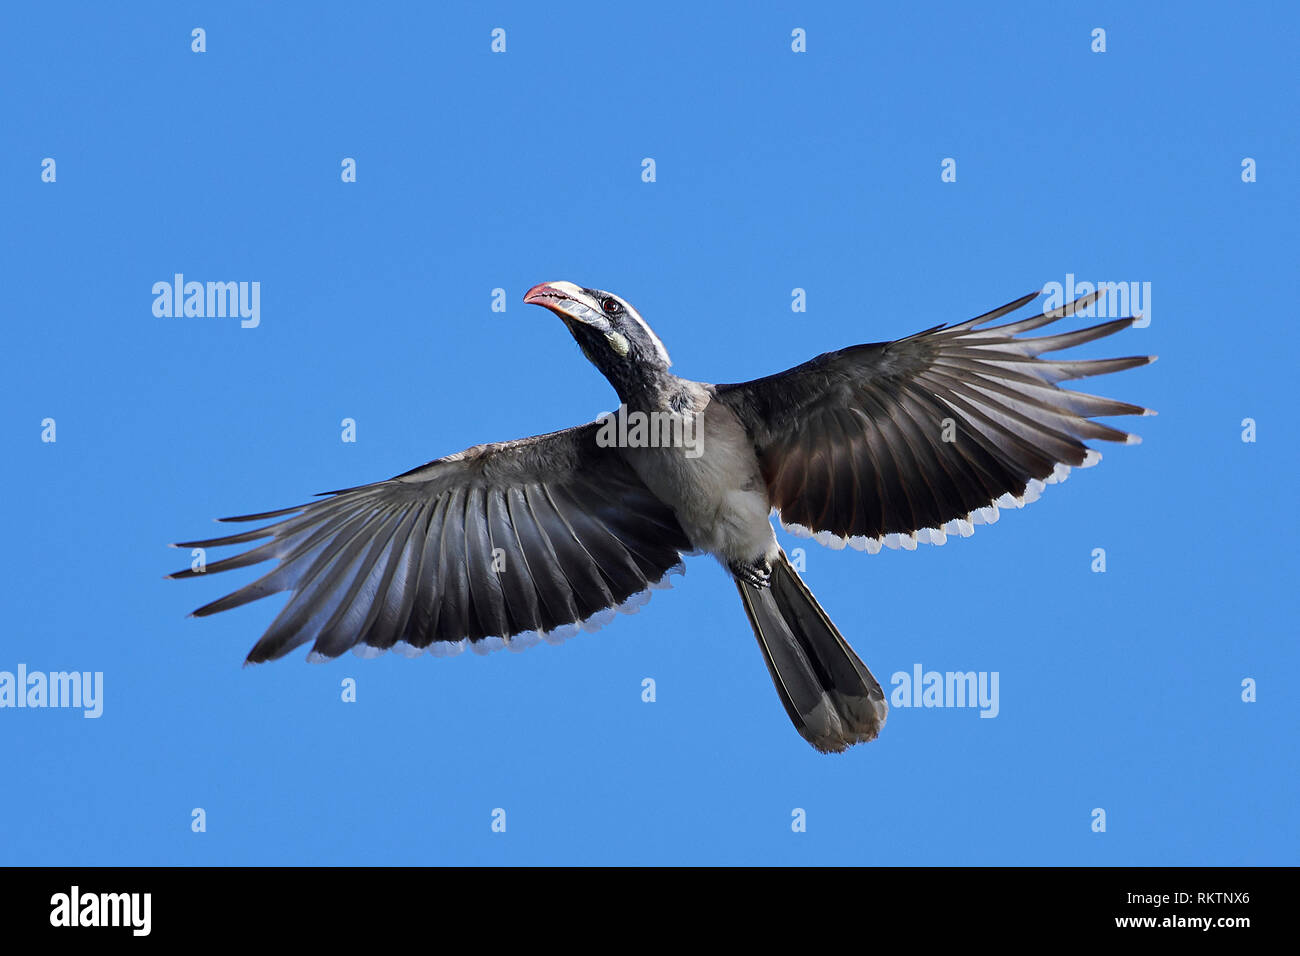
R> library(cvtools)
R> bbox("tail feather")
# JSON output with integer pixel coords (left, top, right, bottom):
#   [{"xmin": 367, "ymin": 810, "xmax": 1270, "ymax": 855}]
[{"xmin": 736, "ymin": 551, "xmax": 887, "ymax": 753}]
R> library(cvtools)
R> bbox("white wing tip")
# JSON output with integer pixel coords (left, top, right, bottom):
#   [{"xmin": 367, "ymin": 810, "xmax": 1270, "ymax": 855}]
[
  {"xmin": 617, "ymin": 590, "xmax": 652, "ymax": 614},
  {"xmin": 508, "ymin": 631, "xmax": 542, "ymax": 653},
  {"xmin": 427, "ymin": 639, "xmax": 466, "ymax": 658},
  {"xmin": 774, "ymin": 454, "xmax": 1114, "ymax": 556},
  {"xmin": 815, "ymin": 530, "xmax": 847, "ymax": 550},
  {"xmin": 323, "ymin": 594, "xmax": 672, "ymax": 662},
  {"xmin": 648, "ymin": 561, "xmax": 687, "ymax": 590},
  {"xmin": 470, "ymin": 636, "xmax": 507, "ymax": 656},
  {"xmin": 543, "ymin": 623, "xmax": 580, "ymax": 643},
  {"xmin": 1044, "ymin": 462, "xmax": 1072, "ymax": 485},
  {"xmin": 580, "ymin": 609, "xmax": 617, "ymax": 633}
]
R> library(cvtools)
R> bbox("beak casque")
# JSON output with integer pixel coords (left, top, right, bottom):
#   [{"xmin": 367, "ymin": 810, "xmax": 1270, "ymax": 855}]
[{"xmin": 523, "ymin": 281, "xmax": 612, "ymax": 330}]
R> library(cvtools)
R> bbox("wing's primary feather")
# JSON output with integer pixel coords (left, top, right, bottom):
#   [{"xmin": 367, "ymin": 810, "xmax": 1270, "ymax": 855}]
[
  {"xmin": 715, "ymin": 289, "xmax": 1155, "ymax": 552},
  {"xmin": 170, "ymin": 421, "xmax": 693, "ymax": 662}
]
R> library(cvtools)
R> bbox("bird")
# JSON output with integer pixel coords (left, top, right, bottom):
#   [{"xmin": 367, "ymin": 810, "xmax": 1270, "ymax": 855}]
[{"xmin": 170, "ymin": 281, "xmax": 1154, "ymax": 753}]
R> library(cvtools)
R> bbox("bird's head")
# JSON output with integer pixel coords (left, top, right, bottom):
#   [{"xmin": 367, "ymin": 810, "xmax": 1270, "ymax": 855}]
[{"xmin": 524, "ymin": 281, "xmax": 672, "ymax": 399}]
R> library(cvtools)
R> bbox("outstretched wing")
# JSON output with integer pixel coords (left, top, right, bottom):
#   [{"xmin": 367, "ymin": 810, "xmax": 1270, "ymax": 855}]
[
  {"xmin": 715, "ymin": 289, "xmax": 1155, "ymax": 552},
  {"xmin": 170, "ymin": 422, "xmax": 693, "ymax": 663}
]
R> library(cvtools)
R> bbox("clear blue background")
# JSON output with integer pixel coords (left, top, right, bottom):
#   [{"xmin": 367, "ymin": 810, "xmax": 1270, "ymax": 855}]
[{"xmin": 2, "ymin": 1, "xmax": 1295, "ymax": 865}]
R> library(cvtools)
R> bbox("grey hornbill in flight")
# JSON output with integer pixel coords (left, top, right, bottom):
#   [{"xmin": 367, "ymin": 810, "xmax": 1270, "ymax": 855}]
[{"xmin": 171, "ymin": 281, "xmax": 1154, "ymax": 753}]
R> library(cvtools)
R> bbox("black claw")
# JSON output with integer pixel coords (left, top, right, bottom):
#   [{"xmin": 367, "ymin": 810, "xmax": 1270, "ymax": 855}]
[{"xmin": 732, "ymin": 556, "xmax": 772, "ymax": 589}]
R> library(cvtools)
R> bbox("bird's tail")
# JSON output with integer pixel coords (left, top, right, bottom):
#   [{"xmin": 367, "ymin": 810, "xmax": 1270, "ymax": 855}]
[{"xmin": 735, "ymin": 550, "xmax": 887, "ymax": 753}]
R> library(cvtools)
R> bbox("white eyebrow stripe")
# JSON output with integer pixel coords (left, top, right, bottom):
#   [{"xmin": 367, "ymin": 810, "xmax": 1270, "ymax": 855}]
[{"xmin": 625, "ymin": 304, "xmax": 671, "ymax": 366}]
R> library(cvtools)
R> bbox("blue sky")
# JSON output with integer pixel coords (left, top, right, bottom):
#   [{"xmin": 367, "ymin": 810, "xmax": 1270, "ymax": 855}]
[{"xmin": 1, "ymin": 1, "xmax": 1295, "ymax": 865}]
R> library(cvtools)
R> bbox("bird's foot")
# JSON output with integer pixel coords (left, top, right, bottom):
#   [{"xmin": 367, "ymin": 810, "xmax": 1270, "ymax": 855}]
[{"xmin": 731, "ymin": 556, "xmax": 772, "ymax": 589}]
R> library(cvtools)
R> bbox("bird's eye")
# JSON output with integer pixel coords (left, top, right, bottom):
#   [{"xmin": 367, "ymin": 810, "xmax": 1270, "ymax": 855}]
[{"xmin": 601, "ymin": 297, "xmax": 621, "ymax": 315}]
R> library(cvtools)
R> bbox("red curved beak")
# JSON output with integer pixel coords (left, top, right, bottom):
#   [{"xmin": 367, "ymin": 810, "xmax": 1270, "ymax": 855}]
[{"xmin": 523, "ymin": 281, "xmax": 580, "ymax": 307}]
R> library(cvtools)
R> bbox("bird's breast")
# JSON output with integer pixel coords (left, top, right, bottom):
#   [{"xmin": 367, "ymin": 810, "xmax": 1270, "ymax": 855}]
[{"xmin": 618, "ymin": 392, "xmax": 777, "ymax": 564}]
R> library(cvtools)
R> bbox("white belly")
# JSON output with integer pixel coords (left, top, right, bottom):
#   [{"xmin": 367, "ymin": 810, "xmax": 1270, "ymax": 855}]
[{"xmin": 622, "ymin": 393, "xmax": 778, "ymax": 566}]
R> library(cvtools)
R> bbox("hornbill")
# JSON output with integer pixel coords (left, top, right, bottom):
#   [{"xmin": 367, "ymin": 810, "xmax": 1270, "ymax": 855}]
[{"xmin": 170, "ymin": 282, "xmax": 1154, "ymax": 753}]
